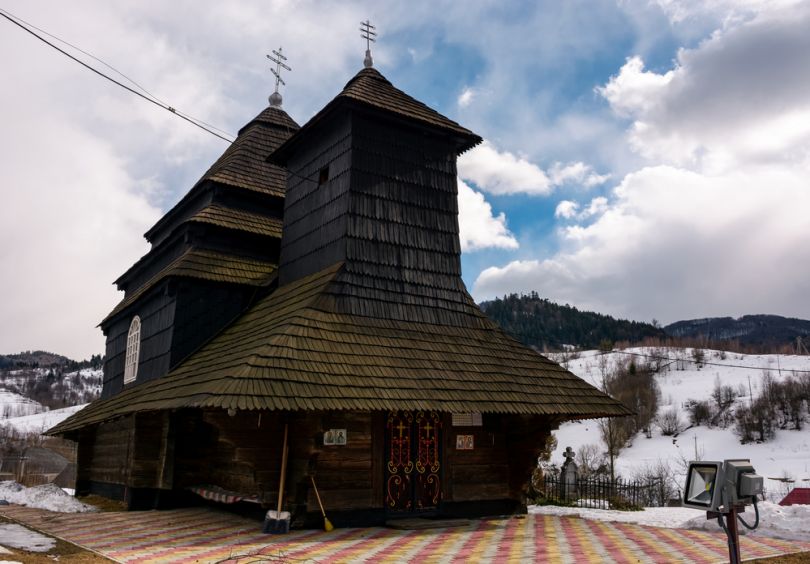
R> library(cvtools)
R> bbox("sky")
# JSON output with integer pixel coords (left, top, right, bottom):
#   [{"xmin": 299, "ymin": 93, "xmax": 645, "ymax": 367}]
[{"xmin": 1, "ymin": 0, "xmax": 809, "ymax": 360}]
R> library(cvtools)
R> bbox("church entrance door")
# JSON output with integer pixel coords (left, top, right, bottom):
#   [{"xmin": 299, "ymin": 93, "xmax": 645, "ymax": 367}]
[{"xmin": 384, "ymin": 411, "xmax": 442, "ymax": 513}]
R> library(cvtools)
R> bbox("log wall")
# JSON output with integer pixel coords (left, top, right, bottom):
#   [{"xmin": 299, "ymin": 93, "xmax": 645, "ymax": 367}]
[
  {"xmin": 444, "ymin": 413, "xmax": 555, "ymax": 503},
  {"xmin": 76, "ymin": 417, "xmax": 134, "ymax": 487}
]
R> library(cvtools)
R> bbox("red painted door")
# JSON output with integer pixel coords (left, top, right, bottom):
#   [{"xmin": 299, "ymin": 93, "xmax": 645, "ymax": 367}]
[{"xmin": 385, "ymin": 410, "xmax": 442, "ymax": 512}]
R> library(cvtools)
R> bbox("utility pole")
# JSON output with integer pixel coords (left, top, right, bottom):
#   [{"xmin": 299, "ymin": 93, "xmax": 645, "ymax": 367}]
[{"xmin": 748, "ymin": 374, "xmax": 753, "ymax": 408}]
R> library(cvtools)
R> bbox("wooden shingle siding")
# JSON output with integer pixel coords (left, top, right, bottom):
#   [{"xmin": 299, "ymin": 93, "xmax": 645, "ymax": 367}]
[
  {"xmin": 170, "ymin": 280, "xmax": 254, "ymax": 367},
  {"xmin": 278, "ymin": 116, "xmax": 353, "ymax": 285},
  {"xmin": 101, "ymin": 287, "xmax": 176, "ymax": 399}
]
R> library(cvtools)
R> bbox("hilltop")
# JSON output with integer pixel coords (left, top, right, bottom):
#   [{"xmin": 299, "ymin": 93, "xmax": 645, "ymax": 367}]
[
  {"xmin": 480, "ymin": 294, "xmax": 810, "ymax": 352},
  {"xmin": 665, "ymin": 315, "xmax": 810, "ymax": 350},
  {"xmin": 479, "ymin": 293, "xmax": 665, "ymax": 350}
]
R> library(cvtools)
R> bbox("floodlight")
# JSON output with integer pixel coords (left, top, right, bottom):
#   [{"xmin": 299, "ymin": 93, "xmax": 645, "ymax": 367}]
[
  {"xmin": 682, "ymin": 458, "xmax": 762, "ymax": 564},
  {"xmin": 683, "ymin": 461, "xmax": 723, "ymax": 510}
]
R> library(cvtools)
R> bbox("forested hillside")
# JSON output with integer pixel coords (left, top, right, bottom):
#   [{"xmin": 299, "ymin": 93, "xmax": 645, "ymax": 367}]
[
  {"xmin": 664, "ymin": 315, "xmax": 810, "ymax": 349},
  {"xmin": 480, "ymin": 293, "xmax": 665, "ymax": 350}
]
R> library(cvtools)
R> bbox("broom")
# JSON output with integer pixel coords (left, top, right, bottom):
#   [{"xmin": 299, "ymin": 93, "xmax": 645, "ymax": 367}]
[
  {"xmin": 264, "ymin": 423, "xmax": 291, "ymax": 534},
  {"xmin": 310, "ymin": 474, "xmax": 334, "ymax": 532}
]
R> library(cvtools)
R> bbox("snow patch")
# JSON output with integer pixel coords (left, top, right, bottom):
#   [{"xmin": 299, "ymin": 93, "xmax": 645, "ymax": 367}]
[
  {"xmin": 529, "ymin": 503, "xmax": 702, "ymax": 528},
  {"xmin": 0, "ymin": 523, "xmax": 55, "ymax": 552},
  {"xmin": 684, "ymin": 501, "xmax": 810, "ymax": 542},
  {"xmin": 531, "ymin": 501, "xmax": 810, "ymax": 542},
  {"xmin": 0, "ymin": 482, "xmax": 96, "ymax": 513}
]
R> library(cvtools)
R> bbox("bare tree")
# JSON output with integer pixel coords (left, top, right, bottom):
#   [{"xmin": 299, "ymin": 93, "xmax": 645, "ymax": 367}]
[{"xmin": 656, "ymin": 407, "xmax": 683, "ymax": 436}]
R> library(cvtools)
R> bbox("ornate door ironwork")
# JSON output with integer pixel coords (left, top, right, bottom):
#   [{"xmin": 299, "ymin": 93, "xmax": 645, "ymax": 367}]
[{"xmin": 385, "ymin": 410, "xmax": 442, "ymax": 512}]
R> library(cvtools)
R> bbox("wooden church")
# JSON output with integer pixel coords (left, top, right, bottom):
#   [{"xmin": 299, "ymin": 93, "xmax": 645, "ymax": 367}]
[{"xmin": 50, "ymin": 42, "xmax": 629, "ymax": 526}]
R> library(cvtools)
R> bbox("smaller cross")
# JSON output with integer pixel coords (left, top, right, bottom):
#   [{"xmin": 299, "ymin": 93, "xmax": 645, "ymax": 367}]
[
  {"xmin": 396, "ymin": 421, "xmax": 406, "ymax": 438},
  {"xmin": 266, "ymin": 47, "xmax": 291, "ymax": 107},
  {"xmin": 360, "ymin": 19, "xmax": 376, "ymax": 68}
]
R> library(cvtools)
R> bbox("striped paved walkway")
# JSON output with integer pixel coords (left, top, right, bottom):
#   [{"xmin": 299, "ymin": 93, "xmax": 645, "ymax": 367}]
[{"xmin": 2, "ymin": 505, "xmax": 808, "ymax": 563}]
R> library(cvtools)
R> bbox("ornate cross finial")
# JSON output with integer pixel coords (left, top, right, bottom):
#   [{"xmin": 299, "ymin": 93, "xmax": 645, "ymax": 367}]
[
  {"xmin": 266, "ymin": 47, "xmax": 291, "ymax": 107},
  {"xmin": 360, "ymin": 20, "xmax": 376, "ymax": 68}
]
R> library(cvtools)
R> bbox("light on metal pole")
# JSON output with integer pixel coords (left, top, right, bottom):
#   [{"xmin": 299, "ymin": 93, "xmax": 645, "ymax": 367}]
[{"xmin": 683, "ymin": 459, "xmax": 764, "ymax": 564}]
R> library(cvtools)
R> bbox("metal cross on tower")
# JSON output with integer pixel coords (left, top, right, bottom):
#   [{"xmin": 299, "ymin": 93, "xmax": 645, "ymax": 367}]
[
  {"xmin": 360, "ymin": 20, "xmax": 376, "ymax": 68},
  {"xmin": 266, "ymin": 47, "xmax": 291, "ymax": 107}
]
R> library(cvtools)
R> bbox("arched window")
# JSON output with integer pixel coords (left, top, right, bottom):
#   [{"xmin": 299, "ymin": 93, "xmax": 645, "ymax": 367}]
[{"xmin": 123, "ymin": 316, "xmax": 141, "ymax": 384}]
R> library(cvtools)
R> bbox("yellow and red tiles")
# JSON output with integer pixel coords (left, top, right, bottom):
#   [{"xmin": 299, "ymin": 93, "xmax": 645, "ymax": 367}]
[{"xmin": 1, "ymin": 505, "xmax": 808, "ymax": 563}]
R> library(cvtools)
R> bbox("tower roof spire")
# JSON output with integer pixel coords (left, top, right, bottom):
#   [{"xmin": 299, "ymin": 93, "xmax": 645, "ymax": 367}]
[
  {"xmin": 360, "ymin": 20, "xmax": 376, "ymax": 68},
  {"xmin": 266, "ymin": 47, "xmax": 291, "ymax": 107}
]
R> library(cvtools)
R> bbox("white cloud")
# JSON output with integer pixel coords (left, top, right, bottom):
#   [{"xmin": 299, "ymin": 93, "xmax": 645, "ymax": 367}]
[
  {"xmin": 554, "ymin": 200, "xmax": 579, "ymax": 219},
  {"xmin": 599, "ymin": 6, "xmax": 810, "ymax": 170},
  {"xmin": 458, "ymin": 87, "xmax": 476, "ymax": 108},
  {"xmin": 457, "ymin": 181, "xmax": 518, "ymax": 252},
  {"xmin": 458, "ymin": 141, "xmax": 552, "ymax": 195},
  {"xmin": 549, "ymin": 161, "xmax": 611, "ymax": 188},
  {"xmin": 597, "ymin": 56, "xmax": 674, "ymax": 119},
  {"xmin": 651, "ymin": 0, "xmax": 804, "ymax": 23},
  {"xmin": 554, "ymin": 196, "xmax": 609, "ymax": 221},
  {"xmin": 475, "ymin": 5, "xmax": 810, "ymax": 323},
  {"xmin": 0, "ymin": 118, "xmax": 160, "ymax": 359},
  {"xmin": 582, "ymin": 196, "xmax": 608, "ymax": 218},
  {"xmin": 458, "ymin": 141, "xmax": 608, "ymax": 195},
  {"xmin": 474, "ymin": 164, "xmax": 810, "ymax": 322}
]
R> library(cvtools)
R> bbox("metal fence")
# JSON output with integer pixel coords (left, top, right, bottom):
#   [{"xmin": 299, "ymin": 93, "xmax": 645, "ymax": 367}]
[{"xmin": 538, "ymin": 474, "xmax": 672, "ymax": 509}]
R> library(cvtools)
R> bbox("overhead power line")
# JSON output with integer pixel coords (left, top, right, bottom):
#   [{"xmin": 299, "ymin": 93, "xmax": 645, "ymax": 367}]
[{"xmin": 0, "ymin": 8, "xmax": 234, "ymax": 143}]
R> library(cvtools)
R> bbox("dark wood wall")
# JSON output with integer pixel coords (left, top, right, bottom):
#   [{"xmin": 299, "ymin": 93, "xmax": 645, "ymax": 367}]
[
  {"xmin": 170, "ymin": 280, "xmax": 254, "ymax": 366},
  {"xmin": 101, "ymin": 286, "xmax": 176, "ymax": 399},
  {"xmin": 444, "ymin": 413, "xmax": 555, "ymax": 503},
  {"xmin": 172, "ymin": 409, "xmax": 378, "ymax": 512},
  {"xmin": 277, "ymin": 110, "xmax": 465, "ymax": 294},
  {"xmin": 77, "ymin": 409, "xmax": 553, "ymax": 522},
  {"xmin": 278, "ymin": 113, "xmax": 353, "ymax": 285},
  {"xmin": 76, "ymin": 417, "xmax": 134, "ymax": 488}
]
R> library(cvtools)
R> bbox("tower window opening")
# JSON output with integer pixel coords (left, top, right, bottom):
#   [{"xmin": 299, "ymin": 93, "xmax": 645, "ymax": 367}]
[{"xmin": 318, "ymin": 166, "xmax": 330, "ymax": 185}]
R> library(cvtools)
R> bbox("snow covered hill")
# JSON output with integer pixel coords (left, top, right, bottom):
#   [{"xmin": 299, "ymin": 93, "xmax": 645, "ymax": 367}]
[
  {"xmin": 0, "ymin": 367, "xmax": 100, "ymax": 433},
  {"xmin": 549, "ymin": 348, "xmax": 810, "ymax": 501},
  {"xmin": 0, "ymin": 404, "xmax": 88, "ymax": 434}
]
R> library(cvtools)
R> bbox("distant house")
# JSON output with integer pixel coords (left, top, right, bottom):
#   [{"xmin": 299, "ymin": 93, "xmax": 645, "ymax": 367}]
[
  {"xmin": 49, "ymin": 56, "xmax": 629, "ymax": 526},
  {"xmin": 779, "ymin": 487, "xmax": 810, "ymax": 506}
]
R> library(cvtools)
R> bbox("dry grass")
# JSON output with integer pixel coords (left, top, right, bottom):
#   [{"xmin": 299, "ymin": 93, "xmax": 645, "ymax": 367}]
[
  {"xmin": 76, "ymin": 494, "xmax": 127, "ymax": 512},
  {"xmin": 752, "ymin": 552, "xmax": 810, "ymax": 563}
]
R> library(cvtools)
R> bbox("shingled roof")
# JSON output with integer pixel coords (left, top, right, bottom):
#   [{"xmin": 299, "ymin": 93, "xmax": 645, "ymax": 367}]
[
  {"xmin": 271, "ymin": 68, "xmax": 482, "ymax": 165},
  {"xmin": 101, "ymin": 248, "xmax": 276, "ymax": 325},
  {"xmin": 144, "ymin": 106, "xmax": 298, "ymax": 243},
  {"xmin": 51, "ymin": 262, "xmax": 630, "ymax": 435},
  {"xmin": 188, "ymin": 204, "xmax": 283, "ymax": 239},
  {"xmin": 200, "ymin": 106, "xmax": 298, "ymax": 197}
]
